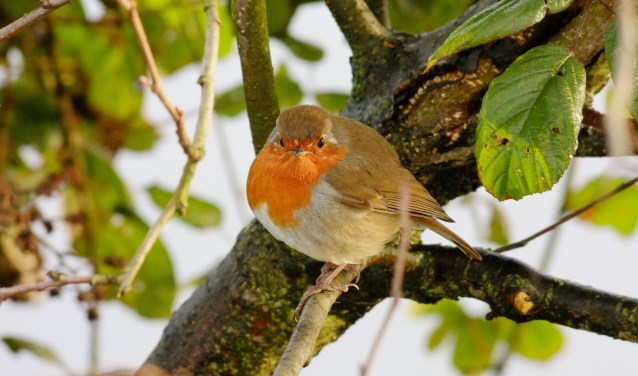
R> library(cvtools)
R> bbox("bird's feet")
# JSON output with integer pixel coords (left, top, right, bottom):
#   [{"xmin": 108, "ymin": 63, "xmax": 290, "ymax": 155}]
[{"xmin": 294, "ymin": 263, "xmax": 359, "ymax": 320}]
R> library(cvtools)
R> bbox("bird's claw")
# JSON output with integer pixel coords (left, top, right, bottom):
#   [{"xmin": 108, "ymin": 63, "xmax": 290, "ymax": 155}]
[{"xmin": 293, "ymin": 282, "xmax": 359, "ymax": 321}]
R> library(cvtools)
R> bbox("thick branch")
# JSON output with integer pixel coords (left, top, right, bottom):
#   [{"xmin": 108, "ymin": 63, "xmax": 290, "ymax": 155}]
[
  {"xmin": 137, "ymin": 223, "xmax": 638, "ymax": 375},
  {"xmin": 231, "ymin": 0, "xmax": 279, "ymax": 153},
  {"xmin": 325, "ymin": 0, "xmax": 391, "ymax": 54}
]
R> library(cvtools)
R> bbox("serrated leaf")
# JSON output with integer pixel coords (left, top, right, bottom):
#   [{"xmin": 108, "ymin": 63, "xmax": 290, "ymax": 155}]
[
  {"xmin": 215, "ymin": 84, "xmax": 246, "ymax": 116},
  {"xmin": 565, "ymin": 176, "xmax": 638, "ymax": 236},
  {"xmin": 476, "ymin": 45, "xmax": 585, "ymax": 200},
  {"xmin": 605, "ymin": 21, "xmax": 638, "ymax": 118},
  {"xmin": 2, "ymin": 336, "xmax": 67, "ymax": 369},
  {"xmin": 510, "ymin": 321, "xmax": 563, "ymax": 360},
  {"xmin": 315, "ymin": 92, "xmax": 349, "ymax": 112},
  {"xmin": 546, "ymin": 0, "xmax": 574, "ymax": 13},
  {"xmin": 147, "ymin": 185, "xmax": 222, "ymax": 228},
  {"xmin": 428, "ymin": 0, "xmax": 574, "ymax": 65},
  {"xmin": 488, "ymin": 204, "xmax": 509, "ymax": 245},
  {"xmin": 282, "ymin": 35, "xmax": 324, "ymax": 62},
  {"xmin": 275, "ymin": 65, "xmax": 303, "ymax": 108}
]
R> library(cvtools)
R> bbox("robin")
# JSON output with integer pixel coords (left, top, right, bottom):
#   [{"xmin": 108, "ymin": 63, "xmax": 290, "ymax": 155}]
[{"xmin": 246, "ymin": 105, "xmax": 481, "ymax": 317}]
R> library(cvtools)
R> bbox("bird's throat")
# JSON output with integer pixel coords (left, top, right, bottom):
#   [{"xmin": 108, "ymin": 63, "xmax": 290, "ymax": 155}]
[{"xmin": 247, "ymin": 144, "xmax": 345, "ymax": 227}]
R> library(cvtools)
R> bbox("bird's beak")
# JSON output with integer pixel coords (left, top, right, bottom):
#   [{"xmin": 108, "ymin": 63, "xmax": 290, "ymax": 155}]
[{"xmin": 291, "ymin": 147, "xmax": 306, "ymax": 157}]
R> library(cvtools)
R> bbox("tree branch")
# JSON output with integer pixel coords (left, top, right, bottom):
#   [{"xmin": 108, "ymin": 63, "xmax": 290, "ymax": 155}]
[
  {"xmin": 137, "ymin": 222, "xmax": 638, "ymax": 375},
  {"xmin": 0, "ymin": 0, "xmax": 73, "ymax": 42},
  {"xmin": 231, "ymin": 0, "xmax": 280, "ymax": 153},
  {"xmin": 325, "ymin": 0, "xmax": 391, "ymax": 54},
  {"xmin": 0, "ymin": 271, "xmax": 116, "ymax": 302},
  {"xmin": 117, "ymin": 0, "xmax": 221, "ymax": 297}
]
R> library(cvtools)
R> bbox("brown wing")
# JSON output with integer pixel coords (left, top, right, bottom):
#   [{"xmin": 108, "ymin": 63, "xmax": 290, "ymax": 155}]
[{"xmin": 325, "ymin": 115, "xmax": 452, "ymax": 222}]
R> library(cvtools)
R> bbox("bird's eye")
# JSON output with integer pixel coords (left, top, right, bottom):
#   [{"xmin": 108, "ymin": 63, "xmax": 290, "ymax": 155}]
[
  {"xmin": 317, "ymin": 137, "xmax": 325, "ymax": 148},
  {"xmin": 279, "ymin": 138, "xmax": 284, "ymax": 147}
]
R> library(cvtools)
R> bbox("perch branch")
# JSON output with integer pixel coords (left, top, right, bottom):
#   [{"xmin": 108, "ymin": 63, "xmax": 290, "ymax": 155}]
[
  {"xmin": 138, "ymin": 226, "xmax": 638, "ymax": 376},
  {"xmin": 117, "ymin": 0, "xmax": 221, "ymax": 297},
  {"xmin": 231, "ymin": 0, "xmax": 280, "ymax": 153},
  {"xmin": 0, "ymin": 0, "xmax": 73, "ymax": 42}
]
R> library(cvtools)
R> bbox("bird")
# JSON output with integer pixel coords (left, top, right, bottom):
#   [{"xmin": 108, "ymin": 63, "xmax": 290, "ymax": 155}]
[{"xmin": 246, "ymin": 105, "xmax": 481, "ymax": 317}]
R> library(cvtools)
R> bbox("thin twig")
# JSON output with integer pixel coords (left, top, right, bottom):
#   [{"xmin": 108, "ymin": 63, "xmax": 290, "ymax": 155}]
[
  {"xmin": 596, "ymin": 0, "xmax": 615, "ymax": 14},
  {"xmin": 571, "ymin": 0, "xmax": 593, "ymax": 54},
  {"xmin": 0, "ymin": 0, "xmax": 73, "ymax": 42},
  {"xmin": 495, "ymin": 175, "xmax": 638, "ymax": 253},
  {"xmin": 361, "ymin": 183, "xmax": 410, "ymax": 376},
  {"xmin": 117, "ymin": 0, "xmax": 194, "ymax": 158},
  {"xmin": 117, "ymin": 0, "xmax": 221, "ymax": 297},
  {"xmin": 0, "ymin": 271, "xmax": 116, "ymax": 302}
]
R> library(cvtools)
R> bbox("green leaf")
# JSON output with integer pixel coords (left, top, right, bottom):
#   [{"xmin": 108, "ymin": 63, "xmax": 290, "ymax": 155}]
[
  {"xmin": 2, "ymin": 336, "xmax": 67, "ymax": 369},
  {"xmin": 282, "ymin": 35, "xmax": 324, "ymax": 62},
  {"xmin": 605, "ymin": 21, "xmax": 638, "ymax": 118},
  {"xmin": 315, "ymin": 92, "xmax": 350, "ymax": 112},
  {"xmin": 123, "ymin": 117, "xmax": 159, "ymax": 152},
  {"xmin": 510, "ymin": 321, "xmax": 563, "ymax": 360},
  {"xmin": 429, "ymin": 0, "xmax": 574, "ymax": 65},
  {"xmin": 147, "ymin": 185, "xmax": 222, "ymax": 228},
  {"xmin": 546, "ymin": 0, "xmax": 574, "ymax": 13},
  {"xmin": 488, "ymin": 204, "xmax": 509, "ymax": 245},
  {"xmin": 266, "ymin": 0, "xmax": 295, "ymax": 36},
  {"xmin": 452, "ymin": 319, "xmax": 498, "ymax": 374},
  {"xmin": 216, "ymin": 84, "xmax": 246, "ymax": 116},
  {"xmin": 565, "ymin": 176, "xmax": 638, "ymax": 236},
  {"xmin": 275, "ymin": 65, "xmax": 303, "ymax": 108},
  {"xmin": 476, "ymin": 45, "xmax": 585, "ymax": 200}
]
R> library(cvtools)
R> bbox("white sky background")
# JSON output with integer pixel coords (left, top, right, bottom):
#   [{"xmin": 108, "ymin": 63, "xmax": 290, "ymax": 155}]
[{"xmin": 1, "ymin": 2, "xmax": 638, "ymax": 375}]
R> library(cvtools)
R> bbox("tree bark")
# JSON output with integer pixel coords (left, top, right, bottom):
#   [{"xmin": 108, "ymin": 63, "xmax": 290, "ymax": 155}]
[{"xmin": 136, "ymin": 0, "xmax": 638, "ymax": 375}]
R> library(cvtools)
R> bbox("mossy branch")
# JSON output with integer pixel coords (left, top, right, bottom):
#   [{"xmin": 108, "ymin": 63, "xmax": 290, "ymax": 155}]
[
  {"xmin": 137, "ymin": 223, "xmax": 638, "ymax": 375},
  {"xmin": 325, "ymin": 0, "xmax": 391, "ymax": 55},
  {"xmin": 231, "ymin": 0, "xmax": 280, "ymax": 153}
]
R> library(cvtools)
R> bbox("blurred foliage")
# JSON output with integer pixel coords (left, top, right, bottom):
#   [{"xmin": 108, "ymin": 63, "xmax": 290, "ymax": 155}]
[
  {"xmin": 414, "ymin": 300, "xmax": 563, "ymax": 374},
  {"xmin": 2, "ymin": 336, "xmax": 69, "ymax": 372},
  {"xmin": 565, "ymin": 176, "xmax": 638, "ymax": 236},
  {"xmin": 388, "ymin": 0, "xmax": 472, "ymax": 33},
  {"xmin": 148, "ymin": 185, "xmax": 222, "ymax": 228},
  {"xmin": 488, "ymin": 204, "xmax": 509, "ymax": 246}
]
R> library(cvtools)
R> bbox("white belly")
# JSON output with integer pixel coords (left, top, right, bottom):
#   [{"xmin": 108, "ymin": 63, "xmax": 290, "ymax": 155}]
[{"xmin": 251, "ymin": 182, "xmax": 399, "ymax": 264}]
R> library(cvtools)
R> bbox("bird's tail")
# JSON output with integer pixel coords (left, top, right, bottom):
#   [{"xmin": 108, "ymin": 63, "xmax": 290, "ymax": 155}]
[{"xmin": 416, "ymin": 217, "xmax": 482, "ymax": 260}]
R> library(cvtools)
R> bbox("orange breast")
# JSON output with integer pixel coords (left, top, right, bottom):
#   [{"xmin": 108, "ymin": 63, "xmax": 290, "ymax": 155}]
[{"xmin": 247, "ymin": 144, "xmax": 345, "ymax": 228}]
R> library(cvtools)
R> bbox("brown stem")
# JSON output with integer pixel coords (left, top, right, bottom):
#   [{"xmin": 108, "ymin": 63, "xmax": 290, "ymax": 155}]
[
  {"xmin": 495, "ymin": 175, "xmax": 638, "ymax": 253},
  {"xmin": 116, "ymin": 0, "xmax": 194, "ymax": 159},
  {"xmin": 0, "ymin": 271, "xmax": 116, "ymax": 302},
  {"xmin": 0, "ymin": 0, "xmax": 73, "ymax": 42},
  {"xmin": 325, "ymin": 0, "xmax": 391, "ymax": 54}
]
